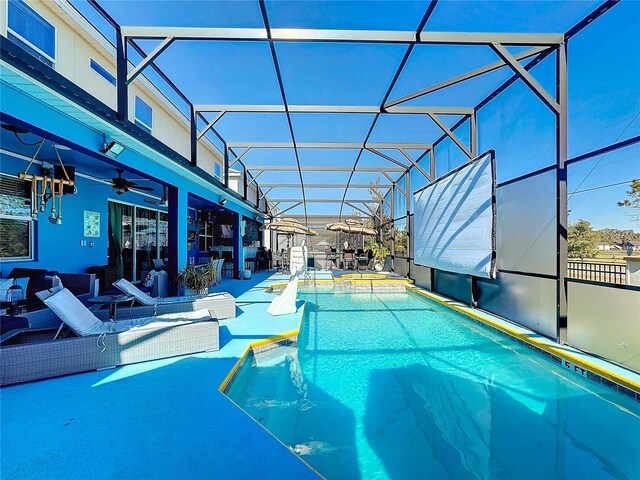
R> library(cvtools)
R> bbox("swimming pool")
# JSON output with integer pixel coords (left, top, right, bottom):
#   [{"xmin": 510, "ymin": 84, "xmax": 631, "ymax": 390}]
[{"xmin": 225, "ymin": 287, "xmax": 640, "ymax": 479}]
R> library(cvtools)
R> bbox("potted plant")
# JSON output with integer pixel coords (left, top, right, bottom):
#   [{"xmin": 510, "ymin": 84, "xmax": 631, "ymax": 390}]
[
  {"xmin": 365, "ymin": 243, "xmax": 391, "ymax": 271},
  {"xmin": 175, "ymin": 261, "xmax": 219, "ymax": 295}
]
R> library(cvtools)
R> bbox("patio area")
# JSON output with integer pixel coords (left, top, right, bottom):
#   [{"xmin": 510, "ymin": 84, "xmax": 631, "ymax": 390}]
[{"xmin": 1, "ymin": 271, "xmax": 320, "ymax": 480}]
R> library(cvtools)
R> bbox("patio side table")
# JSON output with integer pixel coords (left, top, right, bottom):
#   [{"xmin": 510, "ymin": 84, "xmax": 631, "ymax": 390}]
[{"xmin": 87, "ymin": 294, "xmax": 134, "ymax": 321}]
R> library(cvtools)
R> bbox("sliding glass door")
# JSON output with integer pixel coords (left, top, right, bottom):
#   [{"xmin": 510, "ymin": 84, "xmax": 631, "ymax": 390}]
[
  {"xmin": 108, "ymin": 201, "xmax": 167, "ymax": 281},
  {"xmin": 135, "ymin": 207, "xmax": 156, "ymax": 280}
]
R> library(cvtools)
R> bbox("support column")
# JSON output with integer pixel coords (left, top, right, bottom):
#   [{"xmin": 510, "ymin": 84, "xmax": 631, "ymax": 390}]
[
  {"xmin": 224, "ymin": 144, "xmax": 230, "ymax": 188},
  {"xmin": 243, "ymin": 166, "xmax": 248, "ymax": 200},
  {"xmin": 233, "ymin": 213, "xmax": 244, "ymax": 279},
  {"xmin": 167, "ymin": 186, "xmax": 188, "ymax": 295},
  {"xmin": 556, "ymin": 43, "xmax": 568, "ymax": 342},
  {"xmin": 406, "ymin": 171, "xmax": 411, "ymax": 279},
  {"xmin": 470, "ymin": 111, "xmax": 478, "ymax": 157},
  {"xmin": 390, "ymin": 184, "xmax": 396, "ymax": 258},
  {"xmin": 190, "ymin": 104, "xmax": 197, "ymax": 167},
  {"xmin": 116, "ymin": 27, "xmax": 128, "ymax": 121}
]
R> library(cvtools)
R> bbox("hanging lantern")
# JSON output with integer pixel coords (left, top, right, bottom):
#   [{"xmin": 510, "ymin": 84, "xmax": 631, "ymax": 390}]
[{"xmin": 6, "ymin": 279, "xmax": 26, "ymax": 315}]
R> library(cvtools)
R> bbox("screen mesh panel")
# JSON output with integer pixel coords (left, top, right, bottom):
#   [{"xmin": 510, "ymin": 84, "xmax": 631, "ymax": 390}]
[{"xmin": 413, "ymin": 151, "xmax": 495, "ymax": 278}]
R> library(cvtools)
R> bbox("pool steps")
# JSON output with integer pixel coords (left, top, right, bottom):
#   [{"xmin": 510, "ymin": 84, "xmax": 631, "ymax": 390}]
[{"xmin": 219, "ymin": 302, "xmax": 306, "ymax": 393}]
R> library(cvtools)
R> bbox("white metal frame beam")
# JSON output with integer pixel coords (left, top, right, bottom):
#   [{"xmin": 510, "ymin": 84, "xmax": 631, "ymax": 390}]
[
  {"xmin": 274, "ymin": 202, "xmax": 302, "ymax": 216},
  {"xmin": 110, "ymin": 13, "xmax": 567, "ymax": 221},
  {"xmin": 227, "ymin": 142, "xmax": 433, "ymax": 149},
  {"xmin": 126, "ymin": 37, "xmax": 175, "ymax": 85},
  {"xmin": 120, "ymin": 26, "xmax": 563, "ymax": 46},
  {"xmin": 270, "ymin": 199, "xmax": 382, "ymax": 203},
  {"xmin": 260, "ymin": 184, "xmax": 392, "ymax": 188},
  {"xmin": 366, "ymin": 148, "xmax": 410, "ymax": 169},
  {"xmin": 385, "ymin": 45, "xmax": 549, "ymax": 108},
  {"xmin": 399, "ymin": 148, "xmax": 432, "ymax": 181},
  {"xmin": 247, "ymin": 170, "xmax": 265, "ymax": 185},
  {"xmin": 368, "ymin": 187, "xmax": 392, "ymax": 208},
  {"xmin": 259, "ymin": 186, "xmax": 274, "ymax": 199},
  {"xmin": 490, "ymin": 42, "xmax": 560, "ymax": 114},
  {"xmin": 194, "ymin": 105, "xmax": 474, "ymax": 115},
  {"xmin": 197, "ymin": 111, "xmax": 225, "ymax": 141},
  {"xmin": 344, "ymin": 202, "xmax": 374, "ymax": 217},
  {"xmin": 243, "ymin": 165, "xmax": 405, "ymax": 172},
  {"xmin": 426, "ymin": 113, "xmax": 473, "ymax": 159}
]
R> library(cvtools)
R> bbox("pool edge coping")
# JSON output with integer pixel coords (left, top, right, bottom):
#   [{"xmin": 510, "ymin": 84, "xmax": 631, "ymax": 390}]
[{"xmin": 405, "ymin": 285, "xmax": 640, "ymax": 398}]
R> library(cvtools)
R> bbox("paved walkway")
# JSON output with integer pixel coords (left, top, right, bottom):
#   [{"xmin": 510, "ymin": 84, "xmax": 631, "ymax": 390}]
[{"xmin": 1, "ymin": 271, "xmax": 321, "ymax": 480}]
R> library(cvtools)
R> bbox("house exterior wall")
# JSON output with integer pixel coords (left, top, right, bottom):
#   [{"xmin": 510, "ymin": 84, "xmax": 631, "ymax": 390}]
[
  {"xmin": 0, "ymin": 0, "xmax": 263, "ymax": 281},
  {"xmin": 0, "ymin": 0, "xmax": 225, "ymax": 185}
]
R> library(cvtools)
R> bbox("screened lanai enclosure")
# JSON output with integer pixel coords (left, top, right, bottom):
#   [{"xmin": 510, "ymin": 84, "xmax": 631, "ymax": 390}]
[{"xmin": 53, "ymin": 0, "xmax": 640, "ymax": 371}]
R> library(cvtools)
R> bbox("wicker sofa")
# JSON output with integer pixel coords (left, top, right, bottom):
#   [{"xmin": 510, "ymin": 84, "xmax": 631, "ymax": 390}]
[
  {"xmin": 0, "ymin": 289, "xmax": 219, "ymax": 386},
  {"xmin": 0, "ymin": 320, "xmax": 218, "ymax": 386}
]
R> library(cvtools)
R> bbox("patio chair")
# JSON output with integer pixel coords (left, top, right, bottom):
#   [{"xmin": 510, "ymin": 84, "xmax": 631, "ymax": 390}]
[
  {"xmin": 356, "ymin": 249, "xmax": 369, "ymax": 270},
  {"xmin": 325, "ymin": 247, "xmax": 338, "ymax": 270},
  {"xmin": 273, "ymin": 251, "xmax": 287, "ymax": 273},
  {"xmin": 221, "ymin": 251, "xmax": 233, "ymax": 276},
  {"xmin": 343, "ymin": 250, "xmax": 356, "ymax": 270},
  {"xmin": 113, "ymin": 278, "xmax": 236, "ymax": 319},
  {"xmin": 0, "ymin": 286, "xmax": 219, "ymax": 386},
  {"xmin": 214, "ymin": 259, "xmax": 224, "ymax": 285}
]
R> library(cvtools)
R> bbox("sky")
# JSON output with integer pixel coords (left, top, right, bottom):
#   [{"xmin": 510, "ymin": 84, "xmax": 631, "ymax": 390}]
[{"xmin": 69, "ymin": 0, "xmax": 640, "ymax": 228}]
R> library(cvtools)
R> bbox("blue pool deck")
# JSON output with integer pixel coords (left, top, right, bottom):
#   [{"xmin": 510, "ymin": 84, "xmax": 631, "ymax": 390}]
[
  {"xmin": 0, "ymin": 271, "xmax": 324, "ymax": 480},
  {"xmin": 2, "ymin": 271, "xmax": 639, "ymax": 480}
]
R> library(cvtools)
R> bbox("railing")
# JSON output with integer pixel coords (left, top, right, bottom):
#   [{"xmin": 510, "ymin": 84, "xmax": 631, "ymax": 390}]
[{"xmin": 567, "ymin": 261, "xmax": 626, "ymax": 284}]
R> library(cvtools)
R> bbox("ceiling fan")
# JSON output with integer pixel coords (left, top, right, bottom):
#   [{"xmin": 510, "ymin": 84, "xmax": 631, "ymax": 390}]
[
  {"xmin": 110, "ymin": 168, "xmax": 154, "ymax": 195},
  {"xmin": 144, "ymin": 185, "xmax": 168, "ymax": 207}
]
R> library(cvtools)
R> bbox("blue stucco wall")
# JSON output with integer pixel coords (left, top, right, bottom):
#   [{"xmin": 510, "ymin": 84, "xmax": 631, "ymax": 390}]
[
  {"xmin": 1, "ymin": 75, "xmax": 262, "ymax": 280},
  {"xmin": 0, "ymin": 153, "xmax": 166, "ymax": 276}
]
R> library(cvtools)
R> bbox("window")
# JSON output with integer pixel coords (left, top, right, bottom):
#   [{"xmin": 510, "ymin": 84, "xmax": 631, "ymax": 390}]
[
  {"xmin": 135, "ymin": 96, "xmax": 153, "ymax": 134},
  {"xmin": 0, "ymin": 175, "xmax": 33, "ymax": 261},
  {"xmin": 90, "ymin": 59, "xmax": 116, "ymax": 86},
  {"xmin": 199, "ymin": 214, "xmax": 215, "ymax": 252},
  {"xmin": 214, "ymin": 163, "xmax": 222, "ymax": 179},
  {"xmin": 7, "ymin": 0, "xmax": 56, "ymax": 68}
]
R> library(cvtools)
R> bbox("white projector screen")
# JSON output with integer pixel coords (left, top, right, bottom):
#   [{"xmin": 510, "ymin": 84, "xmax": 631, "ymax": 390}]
[{"xmin": 413, "ymin": 151, "xmax": 496, "ymax": 278}]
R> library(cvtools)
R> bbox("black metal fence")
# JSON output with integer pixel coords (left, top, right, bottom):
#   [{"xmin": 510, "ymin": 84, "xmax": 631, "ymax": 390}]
[{"xmin": 567, "ymin": 261, "xmax": 626, "ymax": 284}]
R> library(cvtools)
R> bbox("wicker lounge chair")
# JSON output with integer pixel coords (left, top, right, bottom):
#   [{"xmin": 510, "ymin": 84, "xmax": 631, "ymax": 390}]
[
  {"xmin": 112, "ymin": 278, "xmax": 236, "ymax": 319},
  {"xmin": 0, "ymin": 287, "xmax": 219, "ymax": 386}
]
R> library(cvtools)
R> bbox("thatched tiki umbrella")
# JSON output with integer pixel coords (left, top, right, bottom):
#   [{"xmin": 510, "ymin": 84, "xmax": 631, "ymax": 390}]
[
  {"xmin": 261, "ymin": 218, "xmax": 317, "ymax": 249},
  {"xmin": 325, "ymin": 219, "xmax": 377, "ymax": 249}
]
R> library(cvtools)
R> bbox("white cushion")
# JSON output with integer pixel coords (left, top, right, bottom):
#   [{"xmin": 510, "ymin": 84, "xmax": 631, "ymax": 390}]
[
  {"xmin": 109, "ymin": 310, "xmax": 211, "ymax": 333},
  {"xmin": 0, "ymin": 277, "xmax": 29, "ymax": 302},
  {"xmin": 41, "ymin": 288, "xmax": 105, "ymax": 336},
  {"xmin": 143, "ymin": 270, "xmax": 157, "ymax": 287},
  {"xmin": 113, "ymin": 278, "xmax": 155, "ymax": 306}
]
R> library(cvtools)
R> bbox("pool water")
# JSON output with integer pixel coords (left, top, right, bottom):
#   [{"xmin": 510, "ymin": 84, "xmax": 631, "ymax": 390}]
[{"xmin": 226, "ymin": 288, "xmax": 640, "ymax": 479}]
